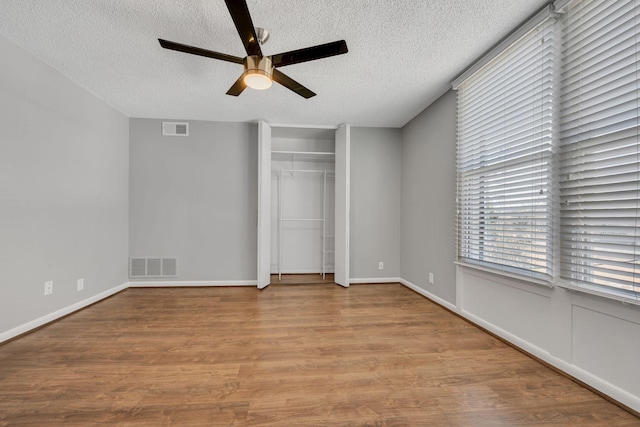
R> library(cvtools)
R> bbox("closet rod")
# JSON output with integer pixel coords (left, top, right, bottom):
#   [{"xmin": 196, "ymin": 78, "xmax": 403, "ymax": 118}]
[
  {"xmin": 282, "ymin": 218, "xmax": 324, "ymax": 221},
  {"xmin": 271, "ymin": 171, "xmax": 334, "ymax": 177},
  {"xmin": 275, "ymin": 169, "xmax": 335, "ymax": 174}
]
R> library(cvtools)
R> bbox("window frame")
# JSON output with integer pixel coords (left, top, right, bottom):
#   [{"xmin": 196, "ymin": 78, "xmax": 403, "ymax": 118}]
[
  {"xmin": 453, "ymin": 0, "xmax": 640, "ymax": 305},
  {"xmin": 455, "ymin": 9, "xmax": 556, "ymax": 283}
]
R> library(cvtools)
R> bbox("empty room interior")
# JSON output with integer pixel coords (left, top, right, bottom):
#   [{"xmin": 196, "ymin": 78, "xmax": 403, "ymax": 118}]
[{"xmin": 1, "ymin": 0, "xmax": 640, "ymax": 425}]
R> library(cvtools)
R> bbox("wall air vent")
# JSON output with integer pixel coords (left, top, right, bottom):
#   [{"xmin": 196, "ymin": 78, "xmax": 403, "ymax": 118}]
[
  {"xmin": 129, "ymin": 257, "xmax": 179, "ymax": 278},
  {"xmin": 162, "ymin": 121, "xmax": 189, "ymax": 136}
]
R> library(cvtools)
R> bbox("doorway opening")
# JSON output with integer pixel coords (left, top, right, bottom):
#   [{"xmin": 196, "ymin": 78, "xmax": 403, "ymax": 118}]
[
  {"xmin": 271, "ymin": 128, "xmax": 335, "ymax": 282},
  {"xmin": 257, "ymin": 122, "xmax": 350, "ymax": 289}
]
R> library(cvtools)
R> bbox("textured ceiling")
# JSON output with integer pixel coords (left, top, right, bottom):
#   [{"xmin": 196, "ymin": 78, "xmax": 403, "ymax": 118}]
[{"xmin": 0, "ymin": 0, "xmax": 548, "ymax": 127}]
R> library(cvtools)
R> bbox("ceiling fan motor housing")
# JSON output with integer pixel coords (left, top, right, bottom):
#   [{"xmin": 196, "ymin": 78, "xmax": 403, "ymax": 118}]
[
  {"xmin": 243, "ymin": 55, "xmax": 274, "ymax": 89},
  {"xmin": 244, "ymin": 55, "xmax": 273, "ymax": 77}
]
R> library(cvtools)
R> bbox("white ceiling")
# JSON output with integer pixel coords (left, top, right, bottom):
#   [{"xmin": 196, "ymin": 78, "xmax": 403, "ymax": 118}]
[{"xmin": 0, "ymin": 0, "xmax": 549, "ymax": 128}]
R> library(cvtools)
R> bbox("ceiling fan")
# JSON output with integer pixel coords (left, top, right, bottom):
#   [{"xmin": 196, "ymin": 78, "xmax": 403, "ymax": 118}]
[{"xmin": 158, "ymin": 0, "xmax": 348, "ymax": 99}]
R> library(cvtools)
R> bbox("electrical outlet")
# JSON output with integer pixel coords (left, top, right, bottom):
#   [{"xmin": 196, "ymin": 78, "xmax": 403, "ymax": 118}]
[
  {"xmin": 429, "ymin": 272, "xmax": 434, "ymax": 284},
  {"xmin": 44, "ymin": 281, "xmax": 53, "ymax": 296},
  {"xmin": 378, "ymin": 261, "xmax": 384, "ymax": 270},
  {"xmin": 77, "ymin": 278, "xmax": 84, "ymax": 291}
]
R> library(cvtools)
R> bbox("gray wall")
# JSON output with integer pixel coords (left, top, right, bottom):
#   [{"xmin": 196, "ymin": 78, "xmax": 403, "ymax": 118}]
[
  {"xmin": 350, "ymin": 127, "xmax": 402, "ymax": 279},
  {"xmin": 0, "ymin": 35, "xmax": 129, "ymax": 334},
  {"xmin": 129, "ymin": 119, "xmax": 257, "ymax": 281},
  {"xmin": 400, "ymin": 90, "xmax": 457, "ymax": 303}
]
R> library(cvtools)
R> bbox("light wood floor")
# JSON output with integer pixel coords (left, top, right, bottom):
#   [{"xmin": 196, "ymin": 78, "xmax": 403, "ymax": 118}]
[{"xmin": 0, "ymin": 284, "xmax": 638, "ymax": 426}]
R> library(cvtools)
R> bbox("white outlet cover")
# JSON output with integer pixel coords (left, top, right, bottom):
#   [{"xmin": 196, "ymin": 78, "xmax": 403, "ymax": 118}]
[
  {"xmin": 429, "ymin": 273, "xmax": 434, "ymax": 284},
  {"xmin": 44, "ymin": 281, "xmax": 53, "ymax": 295},
  {"xmin": 378, "ymin": 262, "xmax": 384, "ymax": 270},
  {"xmin": 77, "ymin": 278, "xmax": 84, "ymax": 291}
]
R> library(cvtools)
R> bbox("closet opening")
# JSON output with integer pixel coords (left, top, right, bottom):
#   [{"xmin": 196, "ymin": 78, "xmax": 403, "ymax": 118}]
[{"xmin": 270, "ymin": 127, "xmax": 336, "ymax": 284}]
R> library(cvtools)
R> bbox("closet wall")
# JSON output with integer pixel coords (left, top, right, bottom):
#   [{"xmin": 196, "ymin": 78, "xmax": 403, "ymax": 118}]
[{"xmin": 270, "ymin": 129, "xmax": 335, "ymax": 276}]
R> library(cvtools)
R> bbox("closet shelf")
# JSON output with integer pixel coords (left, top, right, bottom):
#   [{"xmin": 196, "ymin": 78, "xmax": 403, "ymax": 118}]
[{"xmin": 272, "ymin": 150, "xmax": 335, "ymax": 161}]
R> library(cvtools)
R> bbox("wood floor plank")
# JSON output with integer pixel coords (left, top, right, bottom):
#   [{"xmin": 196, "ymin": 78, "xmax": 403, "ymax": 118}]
[{"xmin": 0, "ymin": 284, "xmax": 638, "ymax": 426}]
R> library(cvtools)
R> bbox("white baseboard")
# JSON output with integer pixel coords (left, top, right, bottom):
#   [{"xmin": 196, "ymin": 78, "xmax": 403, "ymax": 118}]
[
  {"xmin": 398, "ymin": 278, "xmax": 640, "ymax": 413},
  {"xmin": 128, "ymin": 280, "xmax": 257, "ymax": 287},
  {"xmin": 350, "ymin": 277, "xmax": 402, "ymax": 284},
  {"xmin": 460, "ymin": 309, "xmax": 640, "ymax": 412},
  {"xmin": 0, "ymin": 282, "xmax": 128, "ymax": 344},
  {"xmin": 399, "ymin": 278, "xmax": 458, "ymax": 311}
]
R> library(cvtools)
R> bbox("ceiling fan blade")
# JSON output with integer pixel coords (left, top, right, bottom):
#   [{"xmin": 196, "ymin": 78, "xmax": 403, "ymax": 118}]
[
  {"xmin": 224, "ymin": 0, "xmax": 262, "ymax": 57},
  {"xmin": 226, "ymin": 74, "xmax": 247, "ymax": 96},
  {"xmin": 158, "ymin": 39, "xmax": 243, "ymax": 64},
  {"xmin": 271, "ymin": 40, "xmax": 348, "ymax": 68},
  {"xmin": 272, "ymin": 69, "xmax": 316, "ymax": 99}
]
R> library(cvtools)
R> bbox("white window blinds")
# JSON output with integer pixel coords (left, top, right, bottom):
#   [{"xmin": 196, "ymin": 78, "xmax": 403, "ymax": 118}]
[
  {"xmin": 456, "ymin": 17, "xmax": 555, "ymax": 281},
  {"xmin": 558, "ymin": 0, "xmax": 640, "ymax": 301}
]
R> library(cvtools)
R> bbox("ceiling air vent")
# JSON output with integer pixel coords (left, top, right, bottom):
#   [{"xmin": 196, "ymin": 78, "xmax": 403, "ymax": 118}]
[{"xmin": 162, "ymin": 121, "xmax": 189, "ymax": 137}]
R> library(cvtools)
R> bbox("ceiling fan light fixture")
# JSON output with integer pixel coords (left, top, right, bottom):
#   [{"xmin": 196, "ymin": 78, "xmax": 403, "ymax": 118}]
[
  {"xmin": 244, "ymin": 71, "xmax": 272, "ymax": 90},
  {"xmin": 243, "ymin": 55, "xmax": 273, "ymax": 90}
]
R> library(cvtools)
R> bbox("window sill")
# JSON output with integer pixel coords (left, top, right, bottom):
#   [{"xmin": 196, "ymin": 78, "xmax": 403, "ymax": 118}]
[{"xmin": 556, "ymin": 281, "xmax": 640, "ymax": 307}]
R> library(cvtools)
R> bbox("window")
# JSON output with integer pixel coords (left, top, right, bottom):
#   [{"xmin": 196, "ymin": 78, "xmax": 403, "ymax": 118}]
[
  {"xmin": 455, "ymin": 11, "xmax": 556, "ymax": 282},
  {"xmin": 558, "ymin": 0, "xmax": 640, "ymax": 301},
  {"xmin": 455, "ymin": 0, "xmax": 640, "ymax": 303}
]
